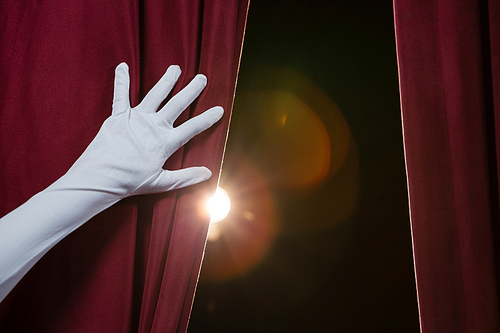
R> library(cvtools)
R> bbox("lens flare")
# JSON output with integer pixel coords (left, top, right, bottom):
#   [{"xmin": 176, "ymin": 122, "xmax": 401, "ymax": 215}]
[
  {"xmin": 200, "ymin": 66, "xmax": 360, "ymax": 283},
  {"xmin": 230, "ymin": 66, "xmax": 359, "ymax": 231},
  {"xmin": 258, "ymin": 89, "xmax": 331, "ymax": 190},
  {"xmin": 201, "ymin": 156, "xmax": 278, "ymax": 282},
  {"xmin": 207, "ymin": 187, "xmax": 231, "ymax": 224},
  {"xmin": 233, "ymin": 66, "xmax": 352, "ymax": 194}
]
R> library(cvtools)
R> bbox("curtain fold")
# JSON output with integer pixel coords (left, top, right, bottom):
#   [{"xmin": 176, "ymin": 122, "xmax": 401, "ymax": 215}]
[
  {"xmin": 0, "ymin": 0, "xmax": 248, "ymax": 332},
  {"xmin": 394, "ymin": 0, "xmax": 500, "ymax": 331}
]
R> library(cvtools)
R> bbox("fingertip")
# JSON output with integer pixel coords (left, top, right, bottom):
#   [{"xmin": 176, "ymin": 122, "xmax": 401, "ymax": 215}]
[
  {"xmin": 175, "ymin": 167, "xmax": 212, "ymax": 189},
  {"xmin": 196, "ymin": 74, "xmax": 208, "ymax": 86},
  {"xmin": 168, "ymin": 64, "xmax": 182, "ymax": 78},
  {"xmin": 209, "ymin": 106, "xmax": 224, "ymax": 123},
  {"xmin": 116, "ymin": 62, "xmax": 129, "ymax": 72},
  {"xmin": 202, "ymin": 167, "xmax": 213, "ymax": 179},
  {"xmin": 213, "ymin": 106, "xmax": 224, "ymax": 117},
  {"xmin": 194, "ymin": 167, "xmax": 213, "ymax": 183}
]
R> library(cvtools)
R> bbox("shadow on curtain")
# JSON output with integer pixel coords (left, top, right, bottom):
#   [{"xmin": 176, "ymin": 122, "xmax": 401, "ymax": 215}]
[
  {"xmin": 394, "ymin": 0, "xmax": 500, "ymax": 331},
  {"xmin": 0, "ymin": 0, "xmax": 248, "ymax": 332}
]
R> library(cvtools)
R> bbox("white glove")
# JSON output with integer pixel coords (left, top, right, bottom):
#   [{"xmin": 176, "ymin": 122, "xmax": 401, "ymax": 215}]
[{"xmin": 0, "ymin": 63, "xmax": 223, "ymax": 302}]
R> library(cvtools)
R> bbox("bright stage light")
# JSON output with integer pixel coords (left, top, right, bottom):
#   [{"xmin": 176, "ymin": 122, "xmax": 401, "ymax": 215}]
[{"xmin": 207, "ymin": 187, "xmax": 231, "ymax": 224}]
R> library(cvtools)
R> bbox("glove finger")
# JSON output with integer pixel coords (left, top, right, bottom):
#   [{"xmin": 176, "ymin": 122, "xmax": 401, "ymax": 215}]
[
  {"xmin": 172, "ymin": 106, "xmax": 224, "ymax": 149},
  {"xmin": 152, "ymin": 167, "xmax": 212, "ymax": 192},
  {"xmin": 159, "ymin": 74, "xmax": 207, "ymax": 126},
  {"xmin": 136, "ymin": 65, "xmax": 181, "ymax": 113},
  {"xmin": 112, "ymin": 63, "xmax": 131, "ymax": 115}
]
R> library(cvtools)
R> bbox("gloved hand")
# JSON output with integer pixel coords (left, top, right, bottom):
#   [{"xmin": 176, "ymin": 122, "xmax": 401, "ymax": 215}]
[
  {"xmin": 0, "ymin": 63, "xmax": 223, "ymax": 302},
  {"xmin": 61, "ymin": 62, "xmax": 223, "ymax": 198}
]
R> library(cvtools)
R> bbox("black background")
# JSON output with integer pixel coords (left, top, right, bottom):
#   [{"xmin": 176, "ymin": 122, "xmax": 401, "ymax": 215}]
[{"xmin": 188, "ymin": 1, "xmax": 419, "ymax": 332}]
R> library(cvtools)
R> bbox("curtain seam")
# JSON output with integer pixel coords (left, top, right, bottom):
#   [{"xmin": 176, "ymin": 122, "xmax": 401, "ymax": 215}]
[{"xmin": 436, "ymin": 3, "xmax": 471, "ymax": 331}]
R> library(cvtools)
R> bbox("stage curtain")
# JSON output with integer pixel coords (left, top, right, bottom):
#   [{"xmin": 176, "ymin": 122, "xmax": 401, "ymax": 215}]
[
  {"xmin": 0, "ymin": 0, "xmax": 248, "ymax": 332},
  {"xmin": 394, "ymin": 0, "xmax": 500, "ymax": 331}
]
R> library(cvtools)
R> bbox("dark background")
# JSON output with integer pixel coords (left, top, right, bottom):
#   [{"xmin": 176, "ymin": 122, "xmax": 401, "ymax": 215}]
[{"xmin": 188, "ymin": 1, "xmax": 419, "ymax": 332}]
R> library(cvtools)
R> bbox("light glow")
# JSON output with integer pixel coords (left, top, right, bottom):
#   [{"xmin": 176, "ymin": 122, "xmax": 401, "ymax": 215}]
[{"xmin": 207, "ymin": 187, "xmax": 231, "ymax": 224}]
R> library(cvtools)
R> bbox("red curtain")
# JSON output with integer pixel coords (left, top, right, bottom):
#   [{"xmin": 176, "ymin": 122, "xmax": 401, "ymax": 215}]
[
  {"xmin": 394, "ymin": 0, "xmax": 500, "ymax": 331},
  {"xmin": 0, "ymin": 0, "xmax": 248, "ymax": 332}
]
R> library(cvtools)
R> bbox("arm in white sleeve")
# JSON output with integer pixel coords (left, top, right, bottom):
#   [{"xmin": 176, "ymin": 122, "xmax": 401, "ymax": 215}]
[{"xmin": 0, "ymin": 63, "xmax": 224, "ymax": 302}]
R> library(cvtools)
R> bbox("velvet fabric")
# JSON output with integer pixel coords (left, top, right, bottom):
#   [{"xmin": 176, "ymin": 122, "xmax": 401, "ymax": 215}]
[
  {"xmin": 0, "ymin": 0, "xmax": 248, "ymax": 332},
  {"xmin": 394, "ymin": 0, "xmax": 500, "ymax": 331}
]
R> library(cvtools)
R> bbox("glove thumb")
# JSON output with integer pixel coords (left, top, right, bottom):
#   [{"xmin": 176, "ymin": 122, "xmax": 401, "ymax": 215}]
[{"xmin": 137, "ymin": 167, "xmax": 213, "ymax": 194}]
